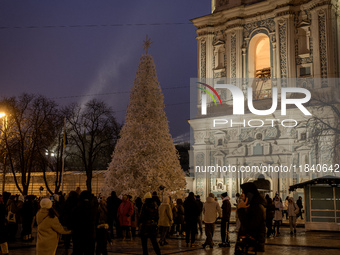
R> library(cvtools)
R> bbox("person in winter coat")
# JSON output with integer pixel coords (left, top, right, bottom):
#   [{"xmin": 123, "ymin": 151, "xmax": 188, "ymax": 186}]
[
  {"xmin": 170, "ymin": 198, "xmax": 177, "ymax": 235},
  {"xmin": 158, "ymin": 196, "xmax": 173, "ymax": 246},
  {"xmin": 296, "ymin": 196, "xmax": 303, "ymax": 219},
  {"xmin": 117, "ymin": 195, "xmax": 134, "ymax": 240},
  {"xmin": 139, "ymin": 192, "xmax": 161, "ymax": 255},
  {"xmin": 130, "ymin": 200, "xmax": 139, "ymax": 237},
  {"xmin": 135, "ymin": 197, "xmax": 143, "ymax": 215},
  {"xmin": 36, "ymin": 198, "xmax": 71, "ymax": 255},
  {"xmin": 22, "ymin": 196, "xmax": 35, "ymax": 241},
  {"xmin": 273, "ymin": 196, "xmax": 283, "ymax": 236},
  {"xmin": 15, "ymin": 195, "xmax": 24, "ymax": 240},
  {"xmin": 234, "ymin": 193, "xmax": 241, "ymax": 233},
  {"xmin": 96, "ymin": 197, "xmax": 111, "ymax": 255},
  {"xmin": 152, "ymin": 192, "xmax": 161, "ymax": 207},
  {"xmin": 236, "ymin": 182, "xmax": 266, "ymax": 253},
  {"xmin": 106, "ymin": 191, "xmax": 122, "ymax": 238},
  {"xmin": 284, "ymin": 196, "xmax": 289, "ymax": 219},
  {"xmin": 71, "ymin": 191, "xmax": 97, "ymax": 255},
  {"xmin": 265, "ymin": 194, "xmax": 275, "ymax": 238},
  {"xmin": 183, "ymin": 192, "xmax": 200, "ymax": 247},
  {"xmin": 0, "ymin": 196, "xmax": 9, "ymax": 255},
  {"xmin": 195, "ymin": 195, "xmax": 203, "ymax": 235},
  {"xmin": 59, "ymin": 190, "xmax": 79, "ymax": 252},
  {"xmin": 219, "ymin": 192, "xmax": 231, "ymax": 247},
  {"xmin": 174, "ymin": 199, "xmax": 185, "ymax": 236},
  {"xmin": 287, "ymin": 197, "xmax": 298, "ymax": 234},
  {"xmin": 6, "ymin": 196, "xmax": 17, "ymax": 242},
  {"xmin": 60, "ymin": 191, "xmax": 79, "ymax": 251},
  {"xmin": 202, "ymin": 193, "xmax": 222, "ymax": 248}
]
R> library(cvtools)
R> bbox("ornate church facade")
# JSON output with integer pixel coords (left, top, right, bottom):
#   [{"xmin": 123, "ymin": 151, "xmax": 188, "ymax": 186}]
[{"xmin": 189, "ymin": 0, "xmax": 340, "ymax": 201}]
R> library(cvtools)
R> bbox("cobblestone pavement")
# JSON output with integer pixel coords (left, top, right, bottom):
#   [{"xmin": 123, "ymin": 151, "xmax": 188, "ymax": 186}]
[{"xmin": 7, "ymin": 225, "xmax": 340, "ymax": 255}]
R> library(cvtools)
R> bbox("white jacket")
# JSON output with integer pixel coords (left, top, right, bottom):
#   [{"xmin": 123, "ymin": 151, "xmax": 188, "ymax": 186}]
[
  {"xmin": 203, "ymin": 197, "xmax": 222, "ymax": 224},
  {"xmin": 273, "ymin": 200, "xmax": 283, "ymax": 221},
  {"xmin": 287, "ymin": 197, "xmax": 298, "ymax": 217}
]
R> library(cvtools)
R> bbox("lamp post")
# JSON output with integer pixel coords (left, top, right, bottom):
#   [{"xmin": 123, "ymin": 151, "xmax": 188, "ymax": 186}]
[{"xmin": 0, "ymin": 112, "xmax": 7, "ymax": 194}]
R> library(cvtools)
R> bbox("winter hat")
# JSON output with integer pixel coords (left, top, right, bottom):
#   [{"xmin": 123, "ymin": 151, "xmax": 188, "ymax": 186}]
[
  {"xmin": 144, "ymin": 192, "xmax": 152, "ymax": 200},
  {"xmin": 40, "ymin": 198, "xmax": 53, "ymax": 209},
  {"xmin": 221, "ymin": 192, "xmax": 228, "ymax": 198},
  {"xmin": 18, "ymin": 195, "xmax": 25, "ymax": 202}
]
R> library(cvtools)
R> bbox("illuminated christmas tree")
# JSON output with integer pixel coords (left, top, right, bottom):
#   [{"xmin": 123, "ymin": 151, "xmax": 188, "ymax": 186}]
[{"xmin": 105, "ymin": 37, "xmax": 186, "ymax": 197}]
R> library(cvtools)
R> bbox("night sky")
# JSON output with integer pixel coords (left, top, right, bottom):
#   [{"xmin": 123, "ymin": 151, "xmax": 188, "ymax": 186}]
[{"xmin": 0, "ymin": 0, "xmax": 211, "ymax": 141}]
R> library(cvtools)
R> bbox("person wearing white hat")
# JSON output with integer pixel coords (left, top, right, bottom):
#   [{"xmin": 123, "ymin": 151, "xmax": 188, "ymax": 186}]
[{"xmin": 36, "ymin": 198, "xmax": 71, "ymax": 255}]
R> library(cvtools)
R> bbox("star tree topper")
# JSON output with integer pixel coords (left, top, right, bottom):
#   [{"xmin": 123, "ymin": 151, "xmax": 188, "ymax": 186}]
[{"xmin": 143, "ymin": 35, "xmax": 152, "ymax": 54}]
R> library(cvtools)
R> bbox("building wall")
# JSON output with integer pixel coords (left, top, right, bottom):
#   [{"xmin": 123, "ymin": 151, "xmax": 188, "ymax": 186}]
[
  {"xmin": 0, "ymin": 171, "xmax": 106, "ymax": 197},
  {"xmin": 191, "ymin": 0, "xmax": 340, "ymax": 201},
  {"xmin": 0, "ymin": 171, "xmax": 194, "ymax": 199}
]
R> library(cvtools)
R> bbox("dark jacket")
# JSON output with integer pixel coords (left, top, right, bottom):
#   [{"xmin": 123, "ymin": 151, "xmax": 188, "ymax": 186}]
[
  {"xmin": 265, "ymin": 196, "xmax": 275, "ymax": 220},
  {"xmin": 139, "ymin": 198, "xmax": 159, "ymax": 237},
  {"xmin": 107, "ymin": 193, "xmax": 121, "ymax": 220},
  {"xmin": 60, "ymin": 191, "xmax": 79, "ymax": 228},
  {"xmin": 0, "ymin": 203, "xmax": 7, "ymax": 243},
  {"xmin": 71, "ymin": 197, "xmax": 97, "ymax": 241},
  {"xmin": 196, "ymin": 199, "xmax": 203, "ymax": 215},
  {"xmin": 296, "ymin": 199, "xmax": 303, "ymax": 209},
  {"xmin": 152, "ymin": 196, "xmax": 161, "ymax": 207},
  {"xmin": 221, "ymin": 198, "xmax": 231, "ymax": 220},
  {"xmin": 174, "ymin": 204, "xmax": 185, "ymax": 225},
  {"xmin": 238, "ymin": 183, "xmax": 266, "ymax": 251},
  {"xmin": 183, "ymin": 197, "xmax": 200, "ymax": 223},
  {"xmin": 97, "ymin": 202, "xmax": 108, "ymax": 225},
  {"xmin": 22, "ymin": 199, "xmax": 35, "ymax": 225}
]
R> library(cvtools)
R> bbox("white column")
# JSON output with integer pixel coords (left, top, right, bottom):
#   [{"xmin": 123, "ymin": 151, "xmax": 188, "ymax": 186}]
[
  {"xmin": 272, "ymin": 42, "xmax": 277, "ymax": 79},
  {"xmin": 274, "ymin": 17, "xmax": 283, "ymax": 79},
  {"xmin": 206, "ymin": 33, "xmax": 214, "ymax": 79},
  {"xmin": 287, "ymin": 14, "xmax": 296, "ymax": 79},
  {"xmin": 325, "ymin": 6, "xmax": 337, "ymax": 78},
  {"xmin": 197, "ymin": 37, "xmax": 202, "ymax": 78},
  {"xmin": 311, "ymin": 9, "xmax": 321, "ymax": 78},
  {"xmin": 235, "ymin": 26, "xmax": 244, "ymax": 79}
]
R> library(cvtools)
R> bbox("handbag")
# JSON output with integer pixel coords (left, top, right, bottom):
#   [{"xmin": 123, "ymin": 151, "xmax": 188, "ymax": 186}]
[{"xmin": 294, "ymin": 204, "xmax": 299, "ymax": 215}]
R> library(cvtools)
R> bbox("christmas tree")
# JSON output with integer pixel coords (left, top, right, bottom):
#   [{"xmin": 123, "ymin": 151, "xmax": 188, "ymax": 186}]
[{"xmin": 104, "ymin": 37, "xmax": 186, "ymax": 197}]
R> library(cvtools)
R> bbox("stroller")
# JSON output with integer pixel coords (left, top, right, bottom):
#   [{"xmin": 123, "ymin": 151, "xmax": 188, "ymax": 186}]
[{"xmin": 234, "ymin": 235, "xmax": 258, "ymax": 255}]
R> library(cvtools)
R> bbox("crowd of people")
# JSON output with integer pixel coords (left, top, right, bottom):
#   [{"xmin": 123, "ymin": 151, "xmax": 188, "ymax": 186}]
[{"xmin": 0, "ymin": 184, "xmax": 303, "ymax": 255}]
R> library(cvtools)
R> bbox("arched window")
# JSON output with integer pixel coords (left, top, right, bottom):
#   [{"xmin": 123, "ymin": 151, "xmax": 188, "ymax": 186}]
[
  {"xmin": 248, "ymin": 33, "xmax": 272, "ymax": 100},
  {"xmin": 255, "ymin": 37, "xmax": 271, "ymax": 73}
]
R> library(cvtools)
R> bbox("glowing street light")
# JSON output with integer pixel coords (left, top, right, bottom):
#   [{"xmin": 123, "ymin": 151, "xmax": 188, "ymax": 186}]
[{"xmin": 0, "ymin": 112, "xmax": 7, "ymax": 194}]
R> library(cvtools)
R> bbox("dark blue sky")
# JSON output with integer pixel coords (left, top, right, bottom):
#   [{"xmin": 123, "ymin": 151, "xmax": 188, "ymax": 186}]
[{"xmin": 0, "ymin": 0, "xmax": 211, "ymax": 140}]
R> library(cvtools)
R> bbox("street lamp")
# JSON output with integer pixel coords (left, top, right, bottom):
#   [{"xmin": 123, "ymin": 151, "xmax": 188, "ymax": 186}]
[{"xmin": 0, "ymin": 112, "xmax": 7, "ymax": 194}]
